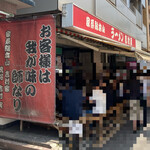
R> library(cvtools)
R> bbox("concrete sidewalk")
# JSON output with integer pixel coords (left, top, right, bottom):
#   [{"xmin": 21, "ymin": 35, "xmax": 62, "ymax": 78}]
[
  {"xmin": 131, "ymin": 124, "xmax": 150, "ymax": 150},
  {"xmin": 0, "ymin": 138, "xmax": 54, "ymax": 150},
  {"xmin": 1, "ymin": 108, "xmax": 150, "ymax": 150},
  {"xmin": 101, "ymin": 121, "xmax": 141, "ymax": 150},
  {"xmin": 101, "ymin": 108, "xmax": 150, "ymax": 150},
  {"xmin": 0, "ymin": 122, "xmax": 61, "ymax": 150}
]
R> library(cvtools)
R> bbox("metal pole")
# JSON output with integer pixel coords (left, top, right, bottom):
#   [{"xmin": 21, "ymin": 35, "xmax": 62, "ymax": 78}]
[{"xmin": 20, "ymin": 120, "xmax": 23, "ymax": 132}]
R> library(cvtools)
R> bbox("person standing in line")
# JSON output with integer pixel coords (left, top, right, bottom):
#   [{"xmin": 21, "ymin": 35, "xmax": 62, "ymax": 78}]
[{"xmin": 127, "ymin": 71, "xmax": 143, "ymax": 133}]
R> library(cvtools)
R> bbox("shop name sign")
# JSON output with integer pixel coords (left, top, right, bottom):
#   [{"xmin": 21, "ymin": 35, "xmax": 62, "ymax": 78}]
[
  {"xmin": 62, "ymin": 3, "xmax": 137, "ymax": 48},
  {"xmin": 0, "ymin": 16, "xmax": 55, "ymax": 124}
]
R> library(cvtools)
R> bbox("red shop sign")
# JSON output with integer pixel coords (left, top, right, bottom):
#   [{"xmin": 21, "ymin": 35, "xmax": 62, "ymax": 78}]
[
  {"xmin": 62, "ymin": 4, "xmax": 136, "ymax": 48},
  {"xmin": 0, "ymin": 15, "xmax": 56, "ymax": 124}
]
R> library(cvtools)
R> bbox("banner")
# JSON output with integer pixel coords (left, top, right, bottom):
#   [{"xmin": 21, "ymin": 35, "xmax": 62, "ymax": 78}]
[{"xmin": 0, "ymin": 15, "xmax": 56, "ymax": 124}]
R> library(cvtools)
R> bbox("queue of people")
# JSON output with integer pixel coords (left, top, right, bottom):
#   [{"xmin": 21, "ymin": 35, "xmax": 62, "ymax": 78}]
[{"xmin": 56, "ymin": 50, "xmax": 149, "ymax": 149}]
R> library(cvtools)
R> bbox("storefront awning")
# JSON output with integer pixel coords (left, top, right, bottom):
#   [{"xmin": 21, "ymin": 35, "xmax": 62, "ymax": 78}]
[
  {"xmin": 135, "ymin": 52, "xmax": 150, "ymax": 62},
  {"xmin": 57, "ymin": 28, "xmax": 150, "ymax": 62}
]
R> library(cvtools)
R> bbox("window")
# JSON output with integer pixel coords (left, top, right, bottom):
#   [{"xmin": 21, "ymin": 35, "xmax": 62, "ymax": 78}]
[
  {"xmin": 130, "ymin": 0, "xmax": 142, "ymax": 13},
  {"xmin": 129, "ymin": 0, "xmax": 136, "ymax": 13},
  {"xmin": 142, "ymin": 5, "xmax": 146, "ymax": 26}
]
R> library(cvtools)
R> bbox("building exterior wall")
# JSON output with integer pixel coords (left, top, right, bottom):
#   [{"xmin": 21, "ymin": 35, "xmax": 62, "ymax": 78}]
[
  {"xmin": 60, "ymin": 0, "xmax": 147, "ymax": 49},
  {"xmin": 95, "ymin": 0, "xmax": 147, "ymax": 49},
  {"xmin": 0, "ymin": 0, "xmax": 17, "ymax": 14},
  {"xmin": 58, "ymin": 0, "xmax": 95, "ymax": 15},
  {"xmin": 0, "ymin": 118, "xmax": 15, "ymax": 126},
  {"xmin": 17, "ymin": 0, "xmax": 58, "ymax": 15},
  {"xmin": 148, "ymin": 0, "xmax": 150, "ymax": 49},
  {"xmin": 16, "ymin": 0, "xmax": 147, "ymax": 49},
  {"xmin": 0, "ymin": 0, "xmax": 35, "ymax": 15}
]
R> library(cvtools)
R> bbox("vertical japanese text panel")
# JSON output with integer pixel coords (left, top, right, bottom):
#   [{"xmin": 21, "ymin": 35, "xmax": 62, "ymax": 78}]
[{"xmin": 0, "ymin": 15, "xmax": 56, "ymax": 124}]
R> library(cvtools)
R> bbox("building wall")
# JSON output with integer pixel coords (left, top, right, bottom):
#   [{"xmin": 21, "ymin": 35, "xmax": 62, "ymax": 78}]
[
  {"xmin": 0, "ymin": 0, "xmax": 17, "ymax": 14},
  {"xmin": 17, "ymin": 0, "xmax": 147, "ymax": 49},
  {"xmin": 95, "ymin": 0, "xmax": 147, "ymax": 49},
  {"xmin": 58, "ymin": 0, "xmax": 95, "ymax": 15},
  {"xmin": 0, "ymin": 118, "xmax": 15, "ymax": 126},
  {"xmin": 17, "ymin": 0, "xmax": 58, "ymax": 15}
]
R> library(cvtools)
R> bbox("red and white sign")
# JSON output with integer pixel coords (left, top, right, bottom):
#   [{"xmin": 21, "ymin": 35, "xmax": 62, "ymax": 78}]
[
  {"xmin": 62, "ymin": 4, "xmax": 137, "ymax": 48},
  {"xmin": 0, "ymin": 15, "xmax": 56, "ymax": 124}
]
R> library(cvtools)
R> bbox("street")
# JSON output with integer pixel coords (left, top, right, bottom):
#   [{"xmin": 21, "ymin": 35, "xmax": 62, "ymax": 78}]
[{"xmin": 102, "ymin": 109, "xmax": 150, "ymax": 150}]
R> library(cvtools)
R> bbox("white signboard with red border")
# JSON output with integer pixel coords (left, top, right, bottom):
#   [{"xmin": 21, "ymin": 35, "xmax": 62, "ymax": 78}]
[{"xmin": 62, "ymin": 3, "xmax": 141, "ymax": 50}]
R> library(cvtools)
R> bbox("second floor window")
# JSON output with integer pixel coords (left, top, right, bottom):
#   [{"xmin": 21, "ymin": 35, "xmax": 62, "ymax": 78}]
[{"xmin": 130, "ymin": 0, "xmax": 142, "ymax": 14}]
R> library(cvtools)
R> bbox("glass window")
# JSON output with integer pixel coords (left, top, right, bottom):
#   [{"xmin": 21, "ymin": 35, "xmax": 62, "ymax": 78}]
[{"xmin": 130, "ymin": 0, "xmax": 142, "ymax": 13}]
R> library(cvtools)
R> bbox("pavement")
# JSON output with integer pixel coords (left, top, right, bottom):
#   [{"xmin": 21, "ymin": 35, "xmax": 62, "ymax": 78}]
[
  {"xmin": 101, "ymin": 108, "xmax": 150, "ymax": 150},
  {"xmin": 0, "ymin": 108, "xmax": 150, "ymax": 150},
  {"xmin": 0, "ymin": 121, "xmax": 61, "ymax": 150},
  {"xmin": 131, "ymin": 126, "xmax": 150, "ymax": 150}
]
